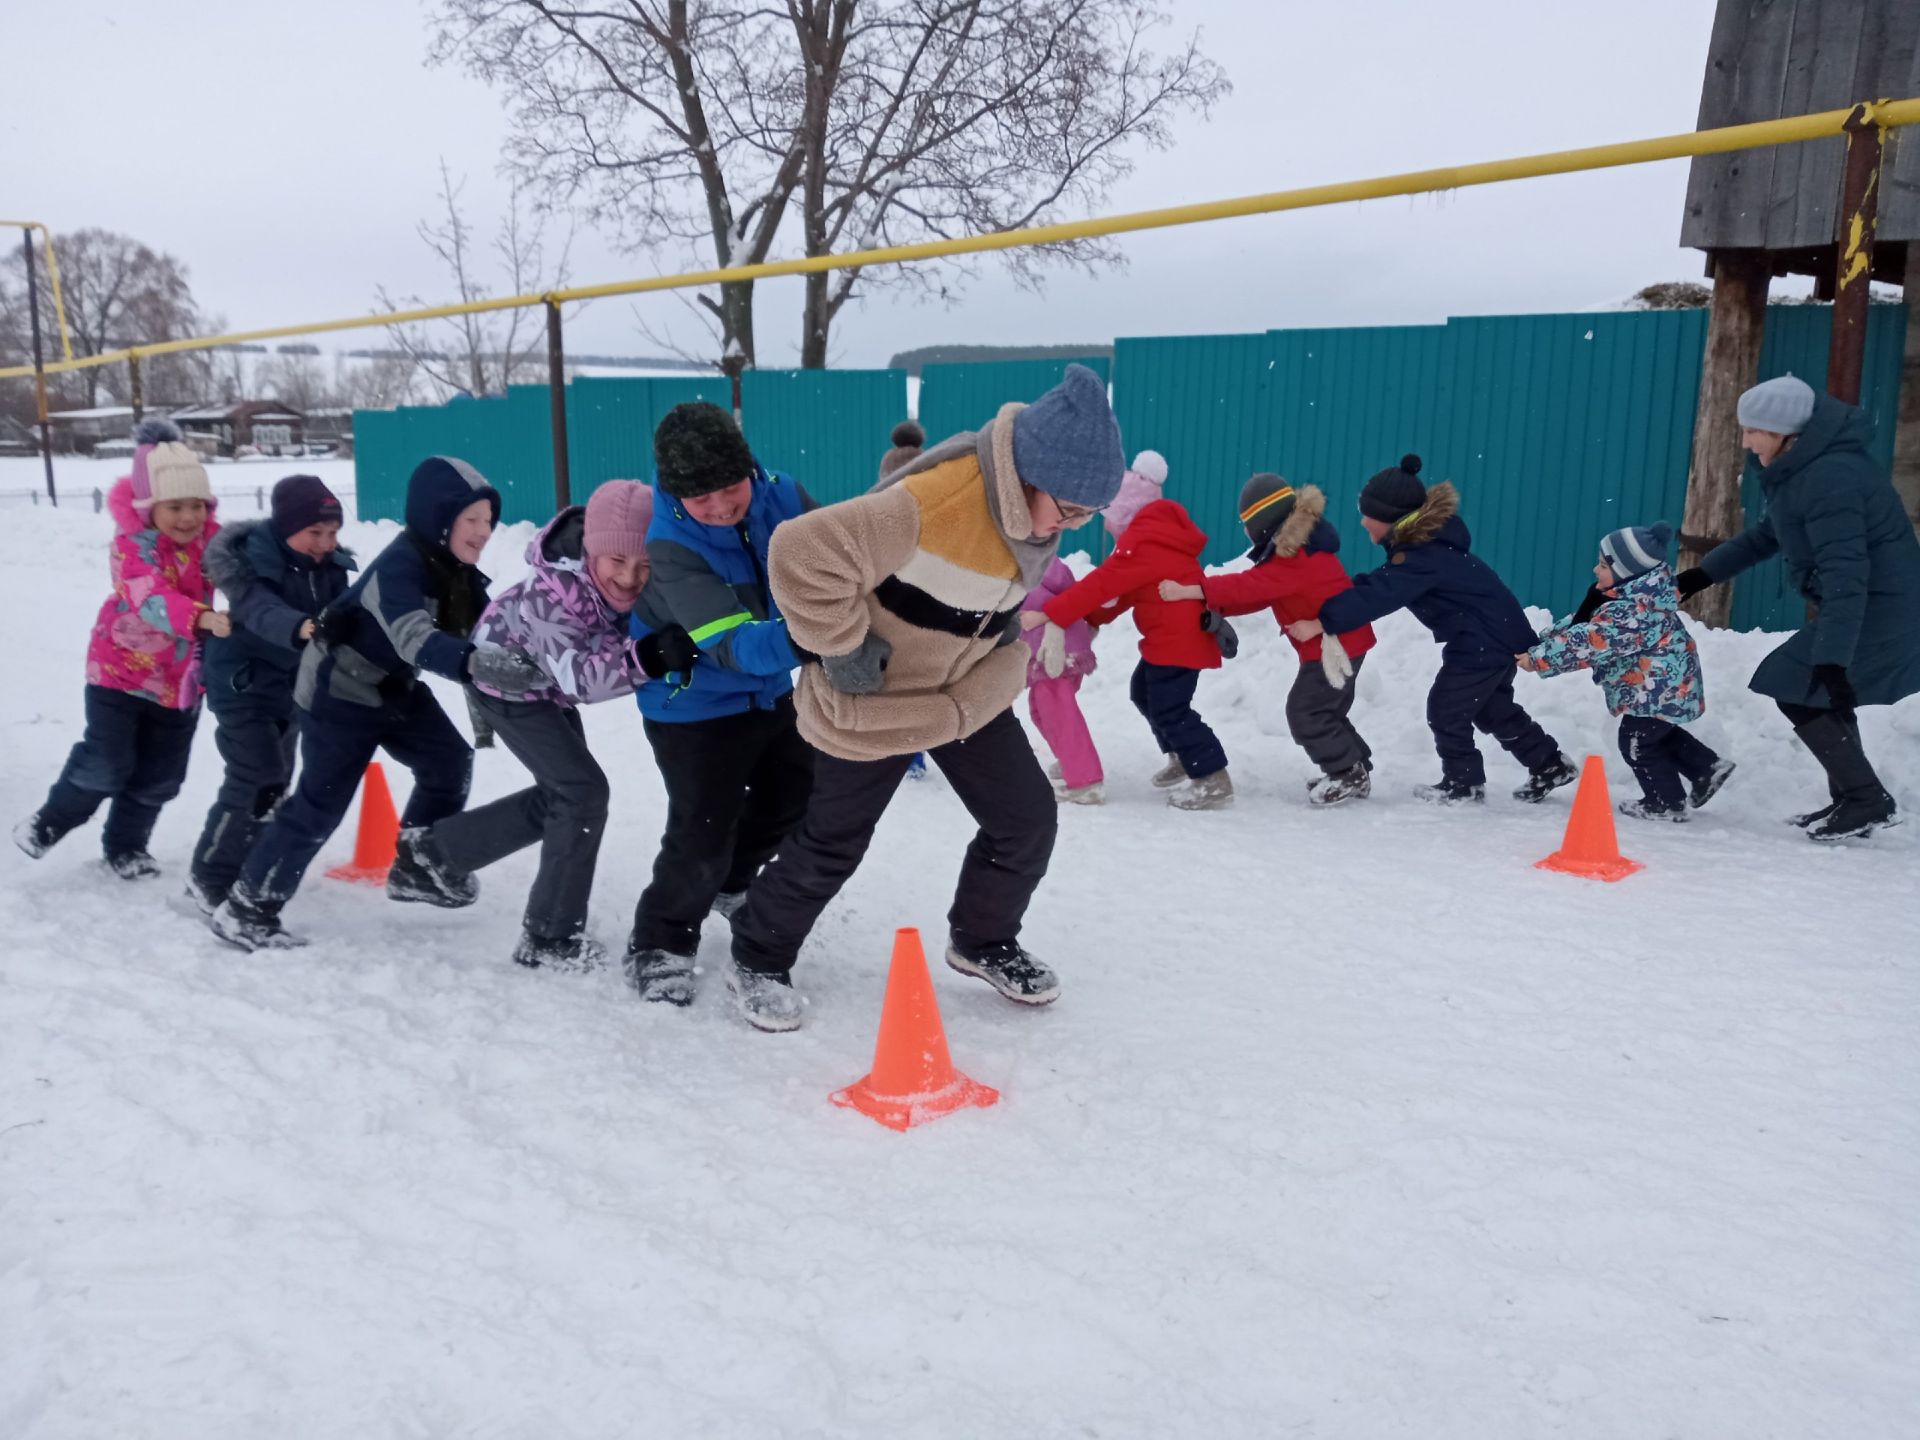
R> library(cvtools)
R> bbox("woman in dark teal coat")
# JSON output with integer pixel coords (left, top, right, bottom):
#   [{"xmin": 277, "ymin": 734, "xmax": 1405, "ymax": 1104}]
[{"xmin": 1679, "ymin": 376, "xmax": 1920, "ymax": 841}]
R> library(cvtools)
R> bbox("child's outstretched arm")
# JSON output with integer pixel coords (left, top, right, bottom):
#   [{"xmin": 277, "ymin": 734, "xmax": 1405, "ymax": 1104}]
[
  {"xmin": 1042, "ymin": 547, "xmax": 1151, "ymax": 629},
  {"xmin": 111, "ymin": 534, "xmax": 214, "ymax": 640},
  {"xmin": 1316, "ymin": 559, "xmax": 1436, "ymax": 635}
]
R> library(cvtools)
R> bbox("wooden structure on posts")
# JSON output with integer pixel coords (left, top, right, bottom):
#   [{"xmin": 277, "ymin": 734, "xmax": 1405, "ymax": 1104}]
[{"xmin": 1679, "ymin": 0, "xmax": 1920, "ymax": 625}]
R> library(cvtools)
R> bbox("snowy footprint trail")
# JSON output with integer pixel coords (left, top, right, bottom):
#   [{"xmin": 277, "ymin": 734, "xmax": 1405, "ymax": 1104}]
[{"xmin": 4, "ymin": 499, "xmax": 1917, "ymax": 1437}]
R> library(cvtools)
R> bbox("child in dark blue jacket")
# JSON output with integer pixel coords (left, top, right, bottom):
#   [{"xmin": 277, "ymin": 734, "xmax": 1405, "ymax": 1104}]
[
  {"xmin": 209, "ymin": 456, "xmax": 546, "ymax": 950},
  {"xmin": 189, "ymin": 475, "xmax": 356, "ymax": 911},
  {"xmin": 1292, "ymin": 455, "xmax": 1575, "ymax": 804}
]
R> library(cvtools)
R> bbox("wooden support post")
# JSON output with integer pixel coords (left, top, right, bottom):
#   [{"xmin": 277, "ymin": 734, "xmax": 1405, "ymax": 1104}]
[
  {"xmin": 1894, "ymin": 242, "xmax": 1920, "ymax": 535},
  {"xmin": 545, "ymin": 300, "xmax": 570, "ymax": 511},
  {"xmin": 128, "ymin": 353, "xmax": 144, "ymax": 425},
  {"xmin": 1679, "ymin": 249, "xmax": 1770, "ymax": 629},
  {"xmin": 22, "ymin": 231, "xmax": 57, "ymax": 507},
  {"xmin": 1827, "ymin": 104, "xmax": 1885, "ymax": 405}
]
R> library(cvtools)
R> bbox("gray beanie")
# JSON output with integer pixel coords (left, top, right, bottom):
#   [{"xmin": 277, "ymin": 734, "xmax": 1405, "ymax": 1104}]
[
  {"xmin": 1599, "ymin": 521, "xmax": 1673, "ymax": 583},
  {"xmin": 1736, "ymin": 375, "xmax": 1816, "ymax": 435},
  {"xmin": 1010, "ymin": 364, "xmax": 1125, "ymax": 509}
]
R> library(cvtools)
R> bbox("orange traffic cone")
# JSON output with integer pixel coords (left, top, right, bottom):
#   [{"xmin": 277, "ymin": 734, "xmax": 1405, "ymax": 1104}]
[
  {"xmin": 325, "ymin": 762, "xmax": 400, "ymax": 884},
  {"xmin": 831, "ymin": 927, "xmax": 1000, "ymax": 1132},
  {"xmin": 1536, "ymin": 754, "xmax": 1643, "ymax": 883}
]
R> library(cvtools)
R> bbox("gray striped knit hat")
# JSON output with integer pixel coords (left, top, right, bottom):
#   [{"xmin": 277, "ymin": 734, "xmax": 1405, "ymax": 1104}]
[{"xmin": 1599, "ymin": 521, "xmax": 1673, "ymax": 583}]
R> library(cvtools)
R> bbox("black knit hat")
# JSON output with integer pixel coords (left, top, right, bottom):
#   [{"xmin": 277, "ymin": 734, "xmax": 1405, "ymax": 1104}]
[
  {"xmin": 654, "ymin": 402, "xmax": 756, "ymax": 500},
  {"xmin": 1237, "ymin": 472, "xmax": 1298, "ymax": 551},
  {"xmin": 271, "ymin": 473, "xmax": 343, "ymax": 538},
  {"xmin": 1359, "ymin": 453, "xmax": 1428, "ymax": 523}
]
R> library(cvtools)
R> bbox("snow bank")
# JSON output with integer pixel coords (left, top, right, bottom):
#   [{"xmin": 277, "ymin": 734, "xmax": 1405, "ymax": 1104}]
[{"xmin": 3, "ymin": 504, "xmax": 1916, "ymax": 1438}]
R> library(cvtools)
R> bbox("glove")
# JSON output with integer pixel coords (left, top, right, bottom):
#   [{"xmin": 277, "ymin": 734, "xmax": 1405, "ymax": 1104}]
[
  {"xmin": 1037, "ymin": 621, "xmax": 1068, "ymax": 679},
  {"xmin": 822, "ymin": 633, "xmax": 891, "ymax": 694},
  {"xmin": 1201, "ymin": 609, "xmax": 1239, "ymax": 661},
  {"xmin": 1572, "ymin": 584, "xmax": 1609, "ymax": 624},
  {"xmin": 465, "ymin": 690, "xmax": 496, "ymax": 750},
  {"xmin": 313, "ymin": 606, "xmax": 358, "ymax": 645},
  {"xmin": 1319, "ymin": 631, "xmax": 1353, "ymax": 691},
  {"xmin": 1675, "ymin": 567, "xmax": 1712, "ymax": 600},
  {"xmin": 1812, "ymin": 663, "xmax": 1857, "ymax": 717},
  {"xmin": 636, "ymin": 625, "xmax": 700, "ymax": 680},
  {"xmin": 465, "ymin": 643, "xmax": 546, "ymax": 696}
]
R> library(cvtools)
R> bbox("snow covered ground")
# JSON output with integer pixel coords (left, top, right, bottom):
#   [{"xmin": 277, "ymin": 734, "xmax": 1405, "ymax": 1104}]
[{"xmin": 4, "ymin": 482, "xmax": 1917, "ymax": 1438}]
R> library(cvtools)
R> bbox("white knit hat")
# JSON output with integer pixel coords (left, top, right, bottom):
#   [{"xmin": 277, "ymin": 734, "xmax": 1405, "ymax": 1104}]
[{"xmin": 138, "ymin": 441, "xmax": 213, "ymax": 508}]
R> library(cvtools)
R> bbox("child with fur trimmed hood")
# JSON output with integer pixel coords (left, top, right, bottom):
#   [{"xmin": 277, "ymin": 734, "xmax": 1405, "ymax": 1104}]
[
  {"xmin": 1289, "ymin": 454, "xmax": 1575, "ymax": 806},
  {"xmin": 1518, "ymin": 521, "xmax": 1735, "ymax": 821},
  {"xmin": 1161, "ymin": 475, "xmax": 1378, "ymax": 805},
  {"xmin": 15, "ymin": 421, "xmax": 226, "ymax": 878},
  {"xmin": 1036, "ymin": 449, "xmax": 1235, "ymax": 811}
]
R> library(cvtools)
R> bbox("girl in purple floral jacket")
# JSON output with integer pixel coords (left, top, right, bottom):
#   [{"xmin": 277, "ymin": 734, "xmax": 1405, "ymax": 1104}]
[{"xmin": 393, "ymin": 480, "xmax": 691, "ymax": 969}]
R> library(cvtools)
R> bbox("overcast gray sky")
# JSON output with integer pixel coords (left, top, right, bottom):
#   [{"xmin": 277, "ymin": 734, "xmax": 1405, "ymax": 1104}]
[{"xmin": 9, "ymin": 0, "xmax": 1729, "ymax": 368}]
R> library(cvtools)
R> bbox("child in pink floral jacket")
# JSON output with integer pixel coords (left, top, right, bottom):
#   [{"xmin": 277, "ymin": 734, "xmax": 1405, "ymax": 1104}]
[{"xmin": 16, "ymin": 421, "xmax": 228, "ymax": 876}]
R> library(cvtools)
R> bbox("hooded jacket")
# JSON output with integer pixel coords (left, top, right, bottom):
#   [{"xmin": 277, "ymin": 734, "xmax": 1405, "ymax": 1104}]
[
  {"xmin": 628, "ymin": 465, "xmax": 810, "ymax": 725},
  {"xmin": 1198, "ymin": 485, "xmax": 1376, "ymax": 664},
  {"xmin": 202, "ymin": 518, "xmax": 355, "ymax": 709},
  {"xmin": 1702, "ymin": 393, "xmax": 1920, "ymax": 708},
  {"xmin": 296, "ymin": 457, "xmax": 497, "ymax": 711},
  {"xmin": 1317, "ymin": 483, "xmax": 1538, "ymax": 660},
  {"xmin": 85, "ymin": 475, "xmax": 221, "ymax": 710},
  {"xmin": 473, "ymin": 507, "xmax": 647, "ymax": 707},
  {"xmin": 1042, "ymin": 498, "xmax": 1221, "ymax": 670},
  {"xmin": 770, "ymin": 402, "xmax": 1061, "ymax": 761},
  {"xmin": 1524, "ymin": 564, "xmax": 1705, "ymax": 721}
]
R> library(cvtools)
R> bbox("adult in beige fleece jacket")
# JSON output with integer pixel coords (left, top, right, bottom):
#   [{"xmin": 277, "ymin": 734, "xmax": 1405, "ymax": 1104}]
[{"xmin": 723, "ymin": 364, "xmax": 1124, "ymax": 1030}]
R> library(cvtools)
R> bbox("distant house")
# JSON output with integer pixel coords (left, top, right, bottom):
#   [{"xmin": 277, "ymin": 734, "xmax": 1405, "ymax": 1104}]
[
  {"xmin": 45, "ymin": 405, "xmax": 141, "ymax": 455},
  {"xmin": 170, "ymin": 399, "xmax": 307, "ymax": 457},
  {"xmin": 303, "ymin": 407, "xmax": 354, "ymax": 456}
]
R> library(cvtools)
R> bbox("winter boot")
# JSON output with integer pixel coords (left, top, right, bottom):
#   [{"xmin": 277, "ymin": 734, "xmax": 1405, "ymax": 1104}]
[
  {"xmin": 1689, "ymin": 758, "xmax": 1737, "ymax": 810},
  {"xmin": 1150, "ymin": 753, "xmax": 1185, "ymax": 788},
  {"xmin": 513, "ymin": 930, "xmax": 607, "ymax": 973},
  {"xmin": 1308, "ymin": 764, "xmax": 1372, "ymax": 808},
  {"xmin": 1168, "ymin": 769, "xmax": 1234, "ymax": 811},
  {"xmin": 12, "ymin": 810, "xmax": 67, "ymax": 860},
  {"xmin": 1617, "ymin": 797, "xmax": 1689, "ymax": 823},
  {"xmin": 1045, "ymin": 758, "xmax": 1063, "ymax": 784},
  {"xmin": 387, "ymin": 828, "xmax": 478, "ymax": 908},
  {"xmin": 1056, "ymin": 782, "xmax": 1105, "ymax": 806},
  {"xmin": 945, "ymin": 939, "xmax": 1060, "ymax": 1005},
  {"xmin": 1414, "ymin": 779, "xmax": 1485, "ymax": 805},
  {"xmin": 183, "ymin": 874, "xmax": 227, "ymax": 917},
  {"xmin": 1512, "ymin": 753, "xmax": 1579, "ymax": 804},
  {"xmin": 1797, "ymin": 713, "xmax": 1898, "ymax": 842},
  {"xmin": 624, "ymin": 945, "xmax": 696, "ymax": 1006},
  {"xmin": 208, "ymin": 886, "xmax": 307, "ymax": 952},
  {"xmin": 190, "ymin": 805, "xmax": 264, "ymax": 908},
  {"xmin": 725, "ymin": 960, "xmax": 805, "ymax": 1032},
  {"xmin": 710, "ymin": 889, "xmax": 748, "ymax": 921},
  {"xmin": 105, "ymin": 850, "xmax": 163, "ymax": 880}
]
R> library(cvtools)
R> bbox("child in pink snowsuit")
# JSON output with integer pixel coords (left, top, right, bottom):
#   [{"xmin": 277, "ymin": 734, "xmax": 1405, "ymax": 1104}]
[{"xmin": 1022, "ymin": 557, "xmax": 1103, "ymax": 803}]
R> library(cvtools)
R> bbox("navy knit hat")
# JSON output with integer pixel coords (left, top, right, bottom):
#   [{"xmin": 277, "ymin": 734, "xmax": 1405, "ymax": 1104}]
[
  {"xmin": 654, "ymin": 402, "xmax": 755, "ymax": 500},
  {"xmin": 1599, "ymin": 521, "xmax": 1673, "ymax": 583},
  {"xmin": 1010, "ymin": 364, "xmax": 1125, "ymax": 509},
  {"xmin": 1359, "ymin": 453, "xmax": 1428, "ymax": 523},
  {"xmin": 271, "ymin": 473, "xmax": 343, "ymax": 538}
]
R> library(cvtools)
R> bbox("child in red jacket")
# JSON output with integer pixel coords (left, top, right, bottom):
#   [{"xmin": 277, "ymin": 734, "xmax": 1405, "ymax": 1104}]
[
  {"xmin": 1163, "ymin": 476, "xmax": 1377, "ymax": 806},
  {"xmin": 1032, "ymin": 451, "xmax": 1232, "ymax": 810}
]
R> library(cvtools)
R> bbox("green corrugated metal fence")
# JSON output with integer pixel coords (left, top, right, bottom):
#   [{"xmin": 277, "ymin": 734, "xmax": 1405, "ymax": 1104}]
[
  {"xmin": 916, "ymin": 356, "xmax": 1111, "ymax": 451},
  {"xmin": 740, "ymin": 369, "xmax": 908, "ymax": 504}
]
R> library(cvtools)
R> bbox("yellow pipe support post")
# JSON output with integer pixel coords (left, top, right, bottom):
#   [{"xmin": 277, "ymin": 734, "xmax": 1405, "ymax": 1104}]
[
  {"xmin": 3, "ymin": 97, "xmax": 1919, "ymax": 384},
  {"xmin": 0, "ymin": 221, "xmax": 75, "ymax": 362}
]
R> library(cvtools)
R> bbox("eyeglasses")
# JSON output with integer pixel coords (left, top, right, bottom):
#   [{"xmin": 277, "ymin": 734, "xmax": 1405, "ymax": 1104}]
[{"xmin": 1053, "ymin": 499, "xmax": 1100, "ymax": 524}]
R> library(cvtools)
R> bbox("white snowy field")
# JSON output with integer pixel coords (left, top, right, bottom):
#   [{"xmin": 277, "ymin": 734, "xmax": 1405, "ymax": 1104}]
[{"xmin": 3, "ymin": 485, "xmax": 1918, "ymax": 1439}]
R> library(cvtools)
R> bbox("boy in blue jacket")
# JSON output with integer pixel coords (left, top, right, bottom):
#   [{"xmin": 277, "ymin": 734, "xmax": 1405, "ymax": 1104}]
[
  {"xmin": 623, "ymin": 403, "xmax": 816, "ymax": 1006},
  {"xmin": 189, "ymin": 475, "xmax": 356, "ymax": 911},
  {"xmin": 1290, "ymin": 454, "xmax": 1575, "ymax": 804},
  {"xmin": 209, "ymin": 456, "xmax": 545, "ymax": 950}
]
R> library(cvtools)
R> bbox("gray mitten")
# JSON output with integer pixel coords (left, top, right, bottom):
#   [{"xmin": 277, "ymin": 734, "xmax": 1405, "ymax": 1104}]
[
  {"xmin": 464, "ymin": 690, "xmax": 497, "ymax": 749},
  {"xmin": 1201, "ymin": 609, "xmax": 1240, "ymax": 660},
  {"xmin": 466, "ymin": 643, "xmax": 546, "ymax": 696},
  {"xmin": 821, "ymin": 633, "xmax": 891, "ymax": 695}
]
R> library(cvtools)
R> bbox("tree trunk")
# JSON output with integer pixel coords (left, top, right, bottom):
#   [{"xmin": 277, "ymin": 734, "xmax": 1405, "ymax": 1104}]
[
  {"xmin": 1893, "ymin": 243, "xmax": 1920, "ymax": 535},
  {"xmin": 1679, "ymin": 249, "xmax": 1770, "ymax": 629},
  {"xmin": 800, "ymin": 272, "xmax": 830, "ymax": 370}
]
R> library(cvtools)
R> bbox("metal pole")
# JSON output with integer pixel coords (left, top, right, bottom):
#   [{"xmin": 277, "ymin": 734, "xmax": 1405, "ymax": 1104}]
[
  {"xmin": 1827, "ymin": 103, "xmax": 1886, "ymax": 405},
  {"xmin": 22, "ymin": 231, "xmax": 57, "ymax": 506},
  {"xmin": 545, "ymin": 300, "xmax": 570, "ymax": 510},
  {"xmin": 129, "ymin": 353, "xmax": 144, "ymax": 424}
]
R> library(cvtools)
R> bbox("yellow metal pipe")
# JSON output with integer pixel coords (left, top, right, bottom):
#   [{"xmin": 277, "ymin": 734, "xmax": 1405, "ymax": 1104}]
[
  {"xmin": 4, "ymin": 96, "xmax": 1918, "ymax": 382},
  {"xmin": 0, "ymin": 219, "xmax": 75, "ymax": 362}
]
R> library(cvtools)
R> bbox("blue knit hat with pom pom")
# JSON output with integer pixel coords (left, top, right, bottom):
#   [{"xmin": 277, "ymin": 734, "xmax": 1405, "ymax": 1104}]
[{"xmin": 1599, "ymin": 521, "xmax": 1673, "ymax": 582}]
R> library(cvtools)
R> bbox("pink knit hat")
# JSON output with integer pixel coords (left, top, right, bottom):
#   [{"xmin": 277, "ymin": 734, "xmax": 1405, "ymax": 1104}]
[
  {"xmin": 584, "ymin": 480, "xmax": 654, "ymax": 558},
  {"xmin": 1102, "ymin": 449, "xmax": 1167, "ymax": 540}
]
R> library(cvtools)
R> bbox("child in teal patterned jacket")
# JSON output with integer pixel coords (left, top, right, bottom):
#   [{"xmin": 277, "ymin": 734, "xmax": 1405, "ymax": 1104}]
[{"xmin": 1518, "ymin": 522, "xmax": 1735, "ymax": 821}]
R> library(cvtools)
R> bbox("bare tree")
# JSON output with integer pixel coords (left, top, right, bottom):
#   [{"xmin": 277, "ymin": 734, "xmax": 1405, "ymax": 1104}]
[
  {"xmin": 376, "ymin": 159, "xmax": 573, "ymax": 398},
  {"xmin": 430, "ymin": 0, "xmax": 1229, "ymax": 369},
  {"xmin": 0, "ymin": 227, "xmax": 211, "ymax": 408}
]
